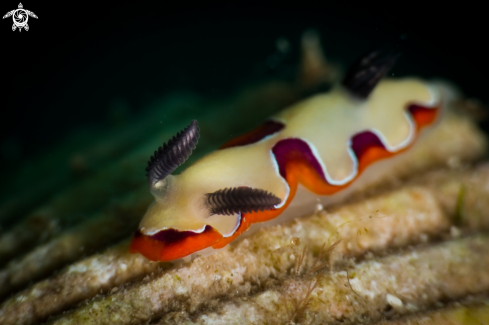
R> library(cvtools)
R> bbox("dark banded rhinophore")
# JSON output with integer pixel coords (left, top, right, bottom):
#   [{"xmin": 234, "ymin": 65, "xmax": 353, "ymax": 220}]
[
  {"xmin": 342, "ymin": 49, "xmax": 400, "ymax": 99},
  {"xmin": 146, "ymin": 120, "xmax": 200, "ymax": 186},
  {"xmin": 205, "ymin": 187, "xmax": 281, "ymax": 216}
]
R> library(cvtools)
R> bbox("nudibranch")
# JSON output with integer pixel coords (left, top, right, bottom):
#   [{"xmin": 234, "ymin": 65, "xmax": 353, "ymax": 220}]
[{"xmin": 130, "ymin": 50, "xmax": 442, "ymax": 261}]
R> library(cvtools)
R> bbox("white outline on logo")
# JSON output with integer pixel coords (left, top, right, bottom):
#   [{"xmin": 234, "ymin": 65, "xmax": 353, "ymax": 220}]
[{"xmin": 3, "ymin": 3, "xmax": 38, "ymax": 32}]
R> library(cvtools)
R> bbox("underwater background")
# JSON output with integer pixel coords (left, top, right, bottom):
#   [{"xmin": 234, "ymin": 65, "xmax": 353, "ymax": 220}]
[{"xmin": 2, "ymin": 2, "xmax": 489, "ymax": 174}]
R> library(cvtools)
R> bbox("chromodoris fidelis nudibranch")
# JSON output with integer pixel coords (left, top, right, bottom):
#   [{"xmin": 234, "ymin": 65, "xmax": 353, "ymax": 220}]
[{"xmin": 130, "ymin": 49, "xmax": 442, "ymax": 261}]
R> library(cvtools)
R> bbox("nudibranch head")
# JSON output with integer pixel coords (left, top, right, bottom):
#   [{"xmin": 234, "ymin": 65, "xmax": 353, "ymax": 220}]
[
  {"xmin": 130, "ymin": 120, "xmax": 287, "ymax": 261},
  {"xmin": 130, "ymin": 49, "xmax": 442, "ymax": 262}
]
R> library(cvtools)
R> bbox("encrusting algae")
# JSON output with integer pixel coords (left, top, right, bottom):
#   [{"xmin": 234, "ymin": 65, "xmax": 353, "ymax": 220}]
[{"xmin": 1, "ymin": 31, "xmax": 489, "ymax": 325}]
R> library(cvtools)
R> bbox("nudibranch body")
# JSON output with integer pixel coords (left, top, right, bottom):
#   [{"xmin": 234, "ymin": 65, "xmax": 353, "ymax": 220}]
[{"xmin": 130, "ymin": 50, "xmax": 442, "ymax": 262}]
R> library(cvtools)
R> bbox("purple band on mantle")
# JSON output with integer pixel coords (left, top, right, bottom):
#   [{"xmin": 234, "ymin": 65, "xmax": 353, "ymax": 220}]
[
  {"xmin": 350, "ymin": 131, "xmax": 386, "ymax": 159},
  {"xmin": 272, "ymin": 138, "xmax": 326, "ymax": 180},
  {"xmin": 136, "ymin": 225, "xmax": 213, "ymax": 245},
  {"xmin": 272, "ymin": 132, "xmax": 387, "ymax": 184},
  {"xmin": 220, "ymin": 120, "xmax": 285, "ymax": 149}
]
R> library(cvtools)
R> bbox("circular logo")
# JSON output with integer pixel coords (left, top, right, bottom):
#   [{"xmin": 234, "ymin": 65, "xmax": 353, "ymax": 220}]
[
  {"xmin": 13, "ymin": 9, "xmax": 28, "ymax": 27},
  {"xmin": 3, "ymin": 3, "xmax": 38, "ymax": 32}
]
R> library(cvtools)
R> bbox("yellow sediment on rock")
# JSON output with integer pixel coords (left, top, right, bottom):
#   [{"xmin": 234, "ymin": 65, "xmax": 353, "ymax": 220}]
[
  {"xmin": 377, "ymin": 299, "xmax": 489, "ymax": 325},
  {"xmin": 0, "ymin": 241, "xmax": 163, "ymax": 325},
  {"xmin": 180, "ymin": 236, "xmax": 489, "ymax": 325},
  {"xmin": 0, "ymin": 186, "xmax": 152, "ymax": 298}
]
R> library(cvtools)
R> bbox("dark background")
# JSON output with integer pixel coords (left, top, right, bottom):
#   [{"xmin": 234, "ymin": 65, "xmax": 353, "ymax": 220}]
[{"xmin": 1, "ymin": 1, "xmax": 487, "ymax": 168}]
